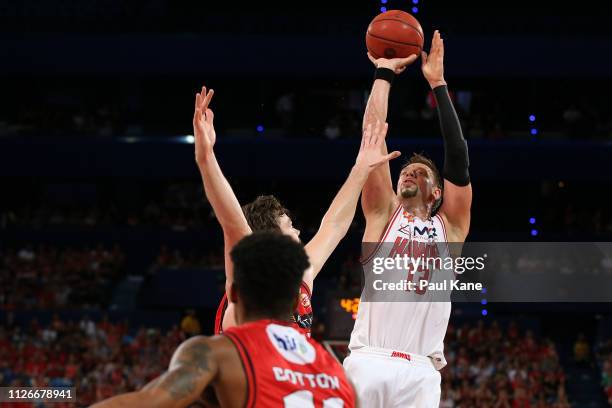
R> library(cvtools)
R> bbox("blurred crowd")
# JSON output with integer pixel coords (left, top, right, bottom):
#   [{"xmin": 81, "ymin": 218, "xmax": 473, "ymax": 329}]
[
  {"xmin": 0, "ymin": 246, "xmax": 124, "ymax": 311},
  {"xmin": 148, "ymin": 245, "xmax": 224, "ymax": 272},
  {"xmin": 0, "ymin": 183, "xmax": 215, "ymax": 232},
  {"xmin": 1, "ymin": 79, "xmax": 611, "ymax": 141},
  {"xmin": 0, "ymin": 316, "xmax": 185, "ymax": 407},
  {"xmin": 3, "ymin": 179, "xmax": 611, "ymax": 241},
  {"xmin": 440, "ymin": 321, "xmax": 570, "ymax": 408}
]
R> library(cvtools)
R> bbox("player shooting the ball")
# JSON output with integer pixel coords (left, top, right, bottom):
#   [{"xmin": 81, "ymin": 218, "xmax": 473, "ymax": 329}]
[{"xmin": 344, "ymin": 30, "xmax": 472, "ymax": 407}]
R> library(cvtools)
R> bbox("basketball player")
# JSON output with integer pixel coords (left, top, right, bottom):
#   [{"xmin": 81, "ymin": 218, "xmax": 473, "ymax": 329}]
[
  {"xmin": 92, "ymin": 233, "xmax": 357, "ymax": 407},
  {"xmin": 192, "ymin": 90, "xmax": 401, "ymax": 334},
  {"xmin": 343, "ymin": 30, "xmax": 472, "ymax": 407}
]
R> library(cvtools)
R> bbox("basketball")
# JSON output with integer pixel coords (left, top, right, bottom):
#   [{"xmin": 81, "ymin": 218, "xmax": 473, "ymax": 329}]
[{"xmin": 366, "ymin": 10, "xmax": 424, "ymax": 59}]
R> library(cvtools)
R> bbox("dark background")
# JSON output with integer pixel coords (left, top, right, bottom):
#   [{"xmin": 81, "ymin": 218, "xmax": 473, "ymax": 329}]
[{"xmin": 1, "ymin": 0, "xmax": 612, "ymax": 406}]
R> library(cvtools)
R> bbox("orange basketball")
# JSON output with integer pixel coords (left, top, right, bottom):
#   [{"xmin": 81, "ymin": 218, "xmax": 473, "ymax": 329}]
[{"xmin": 366, "ymin": 10, "xmax": 424, "ymax": 59}]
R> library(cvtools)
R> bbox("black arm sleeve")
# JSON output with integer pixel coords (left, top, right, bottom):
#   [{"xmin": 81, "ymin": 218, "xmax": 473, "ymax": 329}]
[{"xmin": 433, "ymin": 85, "xmax": 470, "ymax": 186}]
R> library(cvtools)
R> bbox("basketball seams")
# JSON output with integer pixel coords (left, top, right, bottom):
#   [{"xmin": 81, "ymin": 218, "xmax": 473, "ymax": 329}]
[
  {"xmin": 366, "ymin": 31, "xmax": 422, "ymax": 49},
  {"xmin": 369, "ymin": 18, "xmax": 424, "ymax": 42}
]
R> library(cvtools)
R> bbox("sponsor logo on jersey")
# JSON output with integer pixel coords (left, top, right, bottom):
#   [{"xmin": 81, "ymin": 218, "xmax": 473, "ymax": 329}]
[
  {"xmin": 413, "ymin": 225, "xmax": 437, "ymax": 238},
  {"xmin": 266, "ymin": 323, "xmax": 316, "ymax": 365},
  {"xmin": 398, "ymin": 223, "xmax": 412, "ymax": 238},
  {"xmin": 398, "ymin": 223, "xmax": 437, "ymax": 239}
]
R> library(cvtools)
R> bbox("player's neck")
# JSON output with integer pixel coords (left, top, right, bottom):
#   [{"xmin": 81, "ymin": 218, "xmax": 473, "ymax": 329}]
[{"xmin": 399, "ymin": 199, "xmax": 432, "ymax": 221}]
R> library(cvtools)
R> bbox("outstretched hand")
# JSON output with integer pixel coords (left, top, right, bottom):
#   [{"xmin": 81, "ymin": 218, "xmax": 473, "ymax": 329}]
[
  {"xmin": 355, "ymin": 120, "xmax": 401, "ymax": 171},
  {"xmin": 421, "ymin": 30, "xmax": 446, "ymax": 88},
  {"xmin": 367, "ymin": 52, "xmax": 418, "ymax": 75},
  {"xmin": 193, "ymin": 86, "xmax": 216, "ymax": 164}
]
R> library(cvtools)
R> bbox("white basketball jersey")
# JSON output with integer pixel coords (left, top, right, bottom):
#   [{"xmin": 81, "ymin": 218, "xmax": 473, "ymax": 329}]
[{"xmin": 348, "ymin": 205, "xmax": 453, "ymax": 370}]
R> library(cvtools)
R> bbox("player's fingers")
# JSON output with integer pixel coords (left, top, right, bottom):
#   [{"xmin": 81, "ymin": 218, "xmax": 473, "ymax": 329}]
[
  {"xmin": 376, "ymin": 122, "xmax": 389, "ymax": 144},
  {"xmin": 399, "ymin": 54, "xmax": 418, "ymax": 67},
  {"xmin": 200, "ymin": 87, "xmax": 207, "ymax": 109},
  {"xmin": 377, "ymin": 120, "xmax": 387, "ymax": 143},
  {"xmin": 371, "ymin": 151, "xmax": 401, "ymax": 167},
  {"xmin": 372, "ymin": 120, "xmax": 382, "ymax": 144},
  {"xmin": 205, "ymin": 108, "xmax": 215, "ymax": 124},
  {"xmin": 362, "ymin": 123, "xmax": 371, "ymax": 149},
  {"xmin": 367, "ymin": 121, "xmax": 377, "ymax": 146},
  {"xmin": 203, "ymin": 89, "xmax": 215, "ymax": 110},
  {"xmin": 386, "ymin": 151, "xmax": 401, "ymax": 162},
  {"xmin": 193, "ymin": 108, "xmax": 202, "ymax": 134},
  {"xmin": 421, "ymin": 51, "xmax": 428, "ymax": 66},
  {"xmin": 367, "ymin": 52, "xmax": 377, "ymax": 65},
  {"xmin": 362, "ymin": 122, "xmax": 371, "ymax": 140},
  {"xmin": 195, "ymin": 93, "xmax": 201, "ymax": 110},
  {"xmin": 372, "ymin": 120, "xmax": 383, "ymax": 145},
  {"xmin": 200, "ymin": 87, "xmax": 207, "ymax": 108},
  {"xmin": 431, "ymin": 38, "xmax": 439, "ymax": 57}
]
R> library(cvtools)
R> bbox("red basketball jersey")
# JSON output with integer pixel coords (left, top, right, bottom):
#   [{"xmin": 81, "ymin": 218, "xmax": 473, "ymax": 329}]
[
  {"xmin": 214, "ymin": 281, "xmax": 314, "ymax": 335},
  {"xmin": 214, "ymin": 292, "xmax": 229, "ymax": 335},
  {"xmin": 224, "ymin": 319, "xmax": 355, "ymax": 408}
]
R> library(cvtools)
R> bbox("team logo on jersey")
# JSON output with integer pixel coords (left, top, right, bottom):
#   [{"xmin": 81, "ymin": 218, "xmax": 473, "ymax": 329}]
[{"xmin": 266, "ymin": 323, "xmax": 316, "ymax": 365}]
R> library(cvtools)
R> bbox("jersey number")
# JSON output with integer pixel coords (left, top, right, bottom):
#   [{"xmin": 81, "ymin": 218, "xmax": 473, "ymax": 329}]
[
  {"xmin": 406, "ymin": 261, "xmax": 430, "ymax": 295},
  {"xmin": 284, "ymin": 390, "xmax": 344, "ymax": 407}
]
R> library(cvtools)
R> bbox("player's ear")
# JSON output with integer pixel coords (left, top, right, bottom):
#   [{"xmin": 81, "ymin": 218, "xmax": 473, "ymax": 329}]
[
  {"xmin": 432, "ymin": 187, "xmax": 442, "ymax": 205},
  {"xmin": 432, "ymin": 187, "xmax": 442, "ymax": 202},
  {"xmin": 229, "ymin": 283, "xmax": 239, "ymax": 304}
]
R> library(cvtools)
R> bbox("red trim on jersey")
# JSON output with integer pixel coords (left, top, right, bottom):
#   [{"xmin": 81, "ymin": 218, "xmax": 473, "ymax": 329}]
[
  {"xmin": 435, "ymin": 213, "xmax": 457, "ymax": 278},
  {"xmin": 360, "ymin": 205, "xmax": 403, "ymax": 265},
  {"xmin": 224, "ymin": 331, "xmax": 257, "ymax": 408},
  {"xmin": 435, "ymin": 213, "xmax": 449, "ymax": 242},
  {"xmin": 214, "ymin": 293, "xmax": 229, "ymax": 335},
  {"xmin": 300, "ymin": 281, "xmax": 312, "ymax": 298},
  {"xmin": 435, "ymin": 213, "xmax": 452, "ymax": 255}
]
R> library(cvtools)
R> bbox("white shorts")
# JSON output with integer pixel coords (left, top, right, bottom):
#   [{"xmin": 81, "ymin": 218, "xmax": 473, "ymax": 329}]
[{"xmin": 343, "ymin": 347, "xmax": 441, "ymax": 408}]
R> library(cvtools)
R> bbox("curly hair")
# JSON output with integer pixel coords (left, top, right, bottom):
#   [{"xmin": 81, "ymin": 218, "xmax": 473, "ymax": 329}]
[
  {"xmin": 242, "ymin": 195, "xmax": 289, "ymax": 232},
  {"xmin": 230, "ymin": 232, "xmax": 310, "ymax": 318}
]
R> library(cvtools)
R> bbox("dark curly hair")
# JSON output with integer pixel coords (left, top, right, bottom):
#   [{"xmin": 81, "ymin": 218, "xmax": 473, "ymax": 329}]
[
  {"xmin": 242, "ymin": 195, "xmax": 289, "ymax": 232},
  {"xmin": 401, "ymin": 153, "xmax": 443, "ymax": 214},
  {"xmin": 230, "ymin": 232, "xmax": 310, "ymax": 319}
]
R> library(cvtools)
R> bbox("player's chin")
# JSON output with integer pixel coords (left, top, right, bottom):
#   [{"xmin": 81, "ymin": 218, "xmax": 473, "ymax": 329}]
[{"xmin": 400, "ymin": 186, "xmax": 418, "ymax": 198}]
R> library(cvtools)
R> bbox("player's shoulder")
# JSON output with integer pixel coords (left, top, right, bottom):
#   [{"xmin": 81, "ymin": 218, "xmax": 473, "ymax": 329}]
[
  {"xmin": 175, "ymin": 334, "xmax": 233, "ymax": 357},
  {"xmin": 362, "ymin": 199, "xmax": 402, "ymax": 242},
  {"xmin": 434, "ymin": 210, "xmax": 467, "ymax": 243},
  {"xmin": 169, "ymin": 334, "xmax": 235, "ymax": 373}
]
